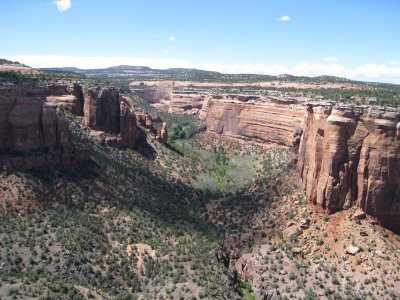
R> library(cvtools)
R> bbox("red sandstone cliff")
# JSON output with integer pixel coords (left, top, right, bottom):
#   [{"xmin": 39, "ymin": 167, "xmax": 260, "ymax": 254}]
[
  {"xmin": 204, "ymin": 99, "xmax": 305, "ymax": 146},
  {"xmin": 0, "ymin": 92, "xmax": 86, "ymax": 171},
  {"xmin": 298, "ymin": 104, "xmax": 400, "ymax": 229},
  {"xmin": 0, "ymin": 83, "xmax": 142, "ymax": 172},
  {"xmin": 168, "ymin": 91, "xmax": 206, "ymax": 115},
  {"xmin": 134, "ymin": 88, "xmax": 305, "ymax": 146}
]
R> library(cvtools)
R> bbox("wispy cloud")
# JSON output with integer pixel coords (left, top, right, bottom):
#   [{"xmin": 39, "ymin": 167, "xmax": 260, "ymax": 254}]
[
  {"xmin": 161, "ymin": 50, "xmax": 169, "ymax": 54},
  {"xmin": 169, "ymin": 36, "xmax": 175, "ymax": 42},
  {"xmin": 54, "ymin": 0, "xmax": 71, "ymax": 12},
  {"xmin": 4, "ymin": 55, "xmax": 400, "ymax": 83},
  {"xmin": 325, "ymin": 56, "xmax": 339, "ymax": 62},
  {"xmin": 279, "ymin": 16, "xmax": 290, "ymax": 22},
  {"xmin": 389, "ymin": 60, "xmax": 400, "ymax": 65}
]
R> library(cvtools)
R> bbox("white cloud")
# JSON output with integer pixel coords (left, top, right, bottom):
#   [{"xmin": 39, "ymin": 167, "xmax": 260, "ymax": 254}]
[
  {"xmin": 161, "ymin": 50, "xmax": 169, "ymax": 54},
  {"xmin": 4, "ymin": 55, "xmax": 400, "ymax": 83},
  {"xmin": 325, "ymin": 56, "xmax": 339, "ymax": 62},
  {"xmin": 389, "ymin": 60, "xmax": 400, "ymax": 65},
  {"xmin": 169, "ymin": 36, "xmax": 175, "ymax": 42},
  {"xmin": 54, "ymin": 0, "xmax": 71, "ymax": 11},
  {"xmin": 279, "ymin": 16, "xmax": 290, "ymax": 22}
]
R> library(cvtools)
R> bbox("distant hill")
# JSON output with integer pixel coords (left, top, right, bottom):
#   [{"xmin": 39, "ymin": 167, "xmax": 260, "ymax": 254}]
[
  {"xmin": 40, "ymin": 65, "xmax": 383, "ymax": 86},
  {"xmin": 41, "ymin": 65, "xmax": 222, "ymax": 76}
]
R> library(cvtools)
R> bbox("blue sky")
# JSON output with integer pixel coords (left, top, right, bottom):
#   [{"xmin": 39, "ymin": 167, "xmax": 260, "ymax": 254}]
[{"xmin": 1, "ymin": 0, "xmax": 400, "ymax": 83}]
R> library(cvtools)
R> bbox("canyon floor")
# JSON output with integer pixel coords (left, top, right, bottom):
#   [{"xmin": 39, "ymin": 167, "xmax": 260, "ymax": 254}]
[{"xmin": 0, "ymin": 66, "xmax": 400, "ymax": 300}]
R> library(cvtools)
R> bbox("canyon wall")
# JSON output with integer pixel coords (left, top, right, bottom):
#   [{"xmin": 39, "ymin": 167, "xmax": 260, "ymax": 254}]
[
  {"xmin": 0, "ymin": 84, "xmax": 141, "ymax": 171},
  {"xmin": 299, "ymin": 104, "xmax": 400, "ymax": 229},
  {"xmin": 205, "ymin": 99, "xmax": 305, "ymax": 146},
  {"xmin": 168, "ymin": 91, "xmax": 208, "ymax": 115},
  {"xmin": 0, "ymin": 92, "xmax": 87, "ymax": 171},
  {"xmin": 132, "ymin": 88, "xmax": 172, "ymax": 104},
  {"xmin": 135, "ymin": 88, "xmax": 305, "ymax": 146}
]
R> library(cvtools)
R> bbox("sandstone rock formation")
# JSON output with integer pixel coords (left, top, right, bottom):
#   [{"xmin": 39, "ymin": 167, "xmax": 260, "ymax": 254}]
[
  {"xmin": 168, "ymin": 91, "xmax": 206, "ymax": 115},
  {"xmin": 0, "ymin": 82, "xmax": 143, "ymax": 171},
  {"xmin": 298, "ymin": 103, "xmax": 400, "ymax": 229},
  {"xmin": 137, "ymin": 113, "xmax": 155, "ymax": 133},
  {"xmin": 156, "ymin": 122, "xmax": 168, "ymax": 143},
  {"xmin": 135, "ymin": 87, "xmax": 306, "ymax": 146},
  {"xmin": 77, "ymin": 87, "xmax": 140, "ymax": 148},
  {"xmin": 204, "ymin": 99, "xmax": 305, "ymax": 146},
  {"xmin": 132, "ymin": 88, "xmax": 172, "ymax": 104},
  {"xmin": 0, "ymin": 91, "xmax": 87, "ymax": 171},
  {"xmin": 83, "ymin": 87, "xmax": 121, "ymax": 133},
  {"xmin": 119, "ymin": 96, "xmax": 139, "ymax": 148}
]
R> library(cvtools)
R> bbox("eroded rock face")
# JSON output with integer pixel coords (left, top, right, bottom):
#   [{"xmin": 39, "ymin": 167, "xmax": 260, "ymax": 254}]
[
  {"xmin": 299, "ymin": 104, "xmax": 400, "ymax": 229},
  {"xmin": 0, "ymin": 91, "xmax": 87, "ymax": 171},
  {"xmin": 205, "ymin": 99, "xmax": 305, "ymax": 146},
  {"xmin": 132, "ymin": 88, "xmax": 172, "ymax": 104},
  {"xmin": 119, "ymin": 96, "xmax": 139, "ymax": 148},
  {"xmin": 81, "ymin": 87, "xmax": 140, "ymax": 148},
  {"xmin": 168, "ymin": 91, "xmax": 207, "ymax": 115},
  {"xmin": 83, "ymin": 87, "xmax": 121, "ymax": 133},
  {"xmin": 156, "ymin": 122, "xmax": 168, "ymax": 143},
  {"xmin": 0, "ymin": 83, "xmax": 143, "ymax": 171}
]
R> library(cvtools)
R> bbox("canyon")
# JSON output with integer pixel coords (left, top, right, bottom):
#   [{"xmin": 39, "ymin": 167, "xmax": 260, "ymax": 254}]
[
  {"xmin": 134, "ymin": 86, "xmax": 400, "ymax": 230},
  {"xmin": 4, "ymin": 78, "xmax": 397, "ymax": 229},
  {"xmin": 1, "ymin": 66, "xmax": 399, "ymax": 298}
]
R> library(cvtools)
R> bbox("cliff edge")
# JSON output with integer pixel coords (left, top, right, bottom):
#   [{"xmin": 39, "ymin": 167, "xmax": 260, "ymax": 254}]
[{"xmin": 299, "ymin": 103, "xmax": 400, "ymax": 230}]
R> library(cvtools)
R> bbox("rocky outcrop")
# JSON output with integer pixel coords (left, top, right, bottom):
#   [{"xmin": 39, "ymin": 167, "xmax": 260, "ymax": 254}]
[
  {"xmin": 205, "ymin": 99, "xmax": 305, "ymax": 146},
  {"xmin": 0, "ymin": 82, "xmax": 144, "ymax": 172},
  {"xmin": 0, "ymin": 92, "xmax": 88, "ymax": 171},
  {"xmin": 82, "ymin": 88, "xmax": 140, "ymax": 148},
  {"xmin": 119, "ymin": 96, "xmax": 139, "ymax": 148},
  {"xmin": 168, "ymin": 91, "xmax": 207, "ymax": 115},
  {"xmin": 132, "ymin": 88, "xmax": 172, "ymax": 104},
  {"xmin": 299, "ymin": 104, "xmax": 400, "ymax": 229},
  {"xmin": 156, "ymin": 122, "xmax": 168, "ymax": 143},
  {"xmin": 83, "ymin": 87, "xmax": 121, "ymax": 133}
]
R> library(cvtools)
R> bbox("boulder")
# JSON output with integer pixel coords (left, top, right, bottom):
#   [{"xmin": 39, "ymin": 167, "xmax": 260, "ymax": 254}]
[
  {"xmin": 346, "ymin": 245, "xmax": 360, "ymax": 255},
  {"xmin": 352, "ymin": 209, "xmax": 367, "ymax": 220},
  {"xmin": 283, "ymin": 225, "xmax": 303, "ymax": 239}
]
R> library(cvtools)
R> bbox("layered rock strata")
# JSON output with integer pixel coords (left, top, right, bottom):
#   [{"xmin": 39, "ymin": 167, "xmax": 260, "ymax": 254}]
[
  {"xmin": 204, "ymin": 99, "xmax": 305, "ymax": 146},
  {"xmin": 135, "ymin": 88, "xmax": 305, "ymax": 146},
  {"xmin": 299, "ymin": 104, "xmax": 400, "ymax": 229},
  {"xmin": 0, "ymin": 93, "xmax": 87, "ymax": 171},
  {"xmin": 132, "ymin": 88, "xmax": 172, "ymax": 104},
  {"xmin": 168, "ymin": 91, "xmax": 207, "ymax": 115},
  {"xmin": 0, "ymin": 83, "xmax": 141, "ymax": 171}
]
